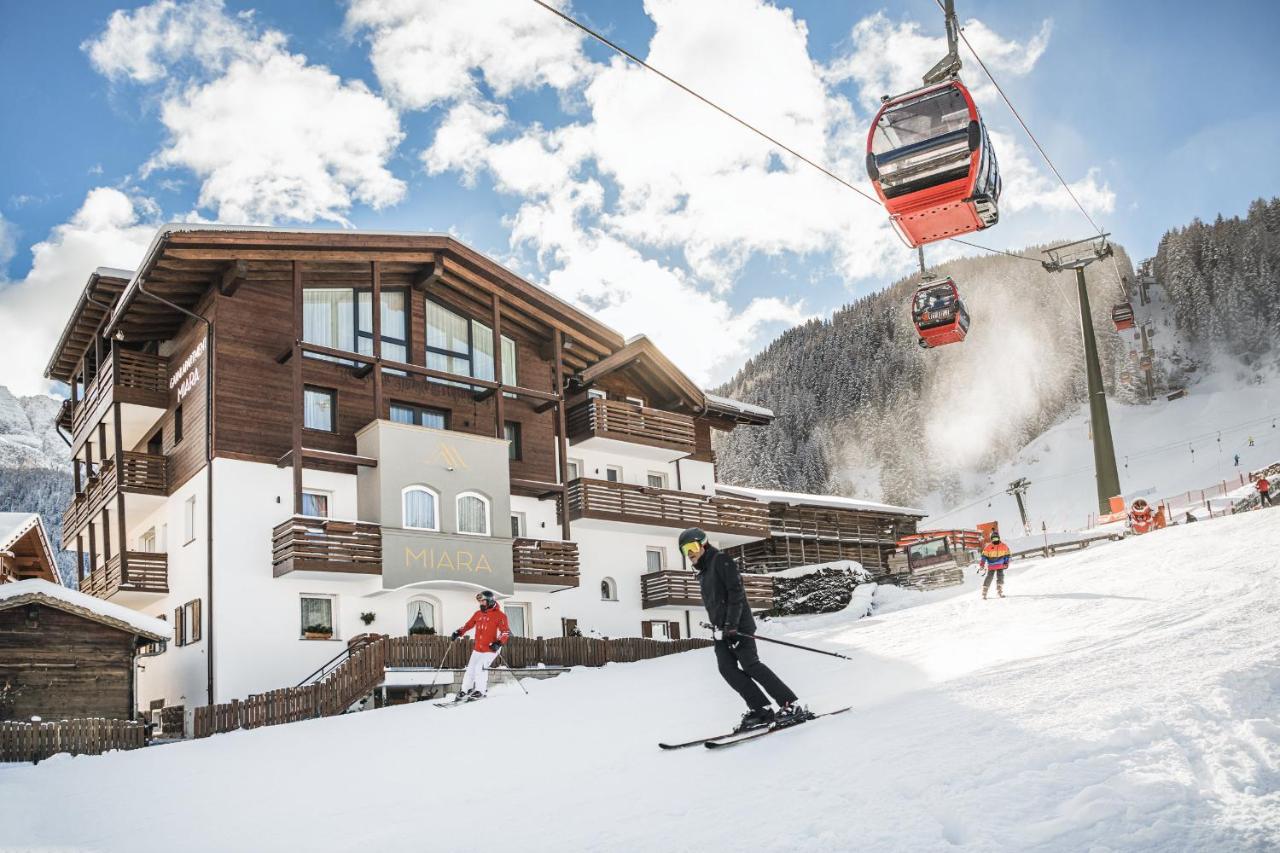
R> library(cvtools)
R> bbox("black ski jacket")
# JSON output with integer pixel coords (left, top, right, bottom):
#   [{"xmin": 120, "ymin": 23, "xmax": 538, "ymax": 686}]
[{"xmin": 694, "ymin": 545, "xmax": 756, "ymax": 633}]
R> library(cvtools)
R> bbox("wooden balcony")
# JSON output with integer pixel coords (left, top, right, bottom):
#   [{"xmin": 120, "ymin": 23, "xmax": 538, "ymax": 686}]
[
  {"xmin": 272, "ymin": 516, "xmax": 382, "ymax": 577},
  {"xmin": 62, "ymin": 451, "xmax": 169, "ymax": 544},
  {"xmin": 81, "ymin": 552, "xmax": 169, "ymax": 601},
  {"xmin": 71, "ymin": 349, "xmax": 168, "ymax": 442},
  {"xmin": 641, "ymin": 570, "xmax": 774, "ymax": 610},
  {"xmin": 564, "ymin": 478, "xmax": 770, "ymax": 537},
  {"xmin": 512, "ymin": 538, "xmax": 580, "ymax": 589},
  {"xmin": 567, "ymin": 398, "xmax": 696, "ymax": 454}
]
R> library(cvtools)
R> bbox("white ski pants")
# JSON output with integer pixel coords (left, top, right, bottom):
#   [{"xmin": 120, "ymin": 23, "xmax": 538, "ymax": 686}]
[{"xmin": 461, "ymin": 650, "xmax": 498, "ymax": 694}]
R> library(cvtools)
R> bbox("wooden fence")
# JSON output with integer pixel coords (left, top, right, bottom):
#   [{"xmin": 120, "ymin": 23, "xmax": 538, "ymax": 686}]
[
  {"xmin": 194, "ymin": 634, "xmax": 711, "ymax": 739},
  {"xmin": 0, "ymin": 718, "xmax": 145, "ymax": 763}
]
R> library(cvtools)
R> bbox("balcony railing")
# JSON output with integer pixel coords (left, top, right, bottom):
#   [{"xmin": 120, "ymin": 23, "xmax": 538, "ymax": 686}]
[
  {"xmin": 641, "ymin": 570, "xmax": 774, "ymax": 610},
  {"xmin": 62, "ymin": 451, "xmax": 169, "ymax": 544},
  {"xmin": 567, "ymin": 398, "xmax": 696, "ymax": 453},
  {"xmin": 564, "ymin": 478, "xmax": 770, "ymax": 537},
  {"xmin": 71, "ymin": 349, "xmax": 168, "ymax": 439},
  {"xmin": 81, "ymin": 552, "xmax": 169, "ymax": 600},
  {"xmin": 512, "ymin": 538, "xmax": 580, "ymax": 588},
  {"xmin": 272, "ymin": 516, "xmax": 382, "ymax": 577}
]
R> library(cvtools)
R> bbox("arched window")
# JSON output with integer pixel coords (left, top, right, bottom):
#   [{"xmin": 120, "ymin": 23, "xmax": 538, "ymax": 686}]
[
  {"xmin": 402, "ymin": 485, "xmax": 439, "ymax": 531},
  {"xmin": 601, "ymin": 577, "xmax": 618, "ymax": 601},
  {"xmin": 406, "ymin": 597, "xmax": 438, "ymax": 636},
  {"xmin": 456, "ymin": 491, "xmax": 490, "ymax": 536}
]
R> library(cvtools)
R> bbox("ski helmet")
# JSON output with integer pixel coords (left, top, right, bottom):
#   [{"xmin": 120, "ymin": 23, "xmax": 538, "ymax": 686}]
[
  {"xmin": 476, "ymin": 590, "xmax": 496, "ymax": 610},
  {"xmin": 679, "ymin": 527, "xmax": 708, "ymax": 559},
  {"xmin": 990, "ymin": 532, "xmax": 1001, "ymax": 544}
]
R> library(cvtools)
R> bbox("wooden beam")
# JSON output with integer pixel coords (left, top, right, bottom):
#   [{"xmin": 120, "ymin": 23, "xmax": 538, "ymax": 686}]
[
  {"xmin": 218, "ymin": 260, "xmax": 249, "ymax": 296},
  {"xmin": 167, "ymin": 247, "xmax": 437, "ymax": 262},
  {"xmin": 277, "ymin": 448, "xmax": 379, "ymax": 469},
  {"xmin": 371, "ymin": 260, "xmax": 383, "ymax": 422},
  {"xmin": 291, "ymin": 261, "xmax": 304, "ymax": 515},
  {"xmin": 492, "ymin": 292, "xmax": 504, "ymax": 440},
  {"xmin": 554, "ymin": 329, "xmax": 571, "ymax": 541},
  {"xmin": 411, "ymin": 260, "xmax": 441, "ymax": 292}
]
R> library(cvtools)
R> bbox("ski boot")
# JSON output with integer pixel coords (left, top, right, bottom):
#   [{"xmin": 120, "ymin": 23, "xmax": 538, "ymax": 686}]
[
  {"xmin": 997, "ymin": 589, "xmax": 1005, "ymax": 599},
  {"xmin": 775, "ymin": 702, "xmax": 815, "ymax": 728},
  {"xmin": 735, "ymin": 706, "xmax": 775, "ymax": 732}
]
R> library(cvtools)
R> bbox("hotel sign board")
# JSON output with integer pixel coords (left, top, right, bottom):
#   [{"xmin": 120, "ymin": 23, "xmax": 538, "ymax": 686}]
[{"xmin": 382, "ymin": 530, "xmax": 514, "ymax": 594}]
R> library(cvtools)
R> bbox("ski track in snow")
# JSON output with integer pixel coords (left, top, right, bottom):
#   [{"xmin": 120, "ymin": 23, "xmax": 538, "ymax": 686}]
[{"xmin": 1, "ymin": 513, "xmax": 1278, "ymax": 852}]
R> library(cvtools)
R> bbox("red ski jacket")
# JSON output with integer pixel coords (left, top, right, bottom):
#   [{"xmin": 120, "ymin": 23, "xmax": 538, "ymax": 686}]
[
  {"xmin": 457, "ymin": 606, "xmax": 510, "ymax": 650},
  {"xmin": 1258, "ymin": 478, "xmax": 1271, "ymax": 494}
]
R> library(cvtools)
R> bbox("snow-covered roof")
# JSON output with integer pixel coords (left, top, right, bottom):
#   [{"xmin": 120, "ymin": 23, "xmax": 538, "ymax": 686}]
[
  {"xmin": 716, "ymin": 484, "xmax": 927, "ymax": 517},
  {"xmin": 0, "ymin": 579, "xmax": 170, "ymax": 640},
  {"xmin": 703, "ymin": 392, "xmax": 774, "ymax": 419},
  {"xmin": 95, "ymin": 266, "xmax": 136, "ymax": 280}
]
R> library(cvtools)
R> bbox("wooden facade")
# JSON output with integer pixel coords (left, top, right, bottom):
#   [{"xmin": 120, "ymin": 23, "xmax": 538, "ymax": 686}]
[
  {"xmin": 0, "ymin": 588, "xmax": 166, "ymax": 722},
  {"xmin": 0, "ymin": 515, "xmax": 59, "ymax": 585},
  {"xmin": 724, "ymin": 502, "xmax": 923, "ymax": 577}
]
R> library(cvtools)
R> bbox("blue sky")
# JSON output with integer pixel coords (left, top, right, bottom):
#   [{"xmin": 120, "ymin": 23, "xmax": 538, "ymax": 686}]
[{"xmin": 1, "ymin": 0, "xmax": 1277, "ymax": 395}]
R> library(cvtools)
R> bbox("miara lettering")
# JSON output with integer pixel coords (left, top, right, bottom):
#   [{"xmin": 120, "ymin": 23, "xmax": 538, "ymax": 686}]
[
  {"xmin": 404, "ymin": 546, "xmax": 493, "ymax": 573},
  {"xmin": 169, "ymin": 338, "xmax": 207, "ymax": 394}
]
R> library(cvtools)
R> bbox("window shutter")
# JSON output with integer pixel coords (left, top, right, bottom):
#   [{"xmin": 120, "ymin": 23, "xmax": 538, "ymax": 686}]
[
  {"xmin": 641, "ymin": 621, "xmax": 652, "ymax": 639},
  {"xmin": 174, "ymin": 606, "xmax": 184, "ymax": 646},
  {"xmin": 191, "ymin": 599, "xmax": 202, "ymax": 643},
  {"xmin": 669, "ymin": 622, "xmax": 681, "ymax": 640}
]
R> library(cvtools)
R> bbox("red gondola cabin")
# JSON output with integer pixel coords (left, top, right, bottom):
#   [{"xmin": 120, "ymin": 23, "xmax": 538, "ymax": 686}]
[
  {"xmin": 1111, "ymin": 302, "xmax": 1135, "ymax": 331},
  {"xmin": 867, "ymin": 80, "xmax": 1001, "ymax": 248},
  {"xmin": 912, "ymin": 278, "xmax": 970, "ymax": 348}
]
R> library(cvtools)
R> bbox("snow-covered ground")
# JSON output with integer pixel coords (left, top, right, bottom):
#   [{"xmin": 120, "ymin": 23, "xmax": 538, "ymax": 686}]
[{"xmin": 3, "ymin": 510, "xmax": 1278, "ymax": 852}]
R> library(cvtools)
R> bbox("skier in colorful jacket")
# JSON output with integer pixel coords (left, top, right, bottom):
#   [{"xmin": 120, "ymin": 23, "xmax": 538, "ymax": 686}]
[
  {"xmin": 1257, "ymin": 476, "xmax": 1273, "ymax": 508},
  {"xmin": 450, "ymin": 591, "xmax": 511, "ymax": 700},
  {"xmin": 680, "ymin": 527, "xmax": 808, "ymax": 732},
  {"xmin": 1128, "ymin": 498, "xmax": 1158, "ymax": 534},
  {"xmin": 979, "ymin": 534, "xmax": 1011, "ymax": 599}
]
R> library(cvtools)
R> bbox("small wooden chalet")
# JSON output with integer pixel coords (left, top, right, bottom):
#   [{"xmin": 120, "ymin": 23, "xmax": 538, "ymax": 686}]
[
  {"xmin": 0, "ymin": 513, "xmax": 60, "ymax": 585},
  {"xmin": 0, "ymin": 579, "xmax": 169, "ymax": 722}
]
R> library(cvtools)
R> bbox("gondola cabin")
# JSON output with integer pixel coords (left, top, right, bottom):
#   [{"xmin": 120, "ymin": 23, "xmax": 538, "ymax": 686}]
[
  {"xmin": 867, "ymin": 80, "xmax": 1001, "ymax": 248},
  {"xmin": 911, "ymin": 278, "xmax": 970, "ymax": 348},
  {"xmin": 1111, "ymin": 302, "xmax": 1135, "ymax": 331}
]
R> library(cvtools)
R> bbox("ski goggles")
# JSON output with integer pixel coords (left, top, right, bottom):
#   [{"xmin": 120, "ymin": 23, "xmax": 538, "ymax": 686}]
[{"xmin": 680, "ymin": 541, "xmax": 704, "ymax": 559}]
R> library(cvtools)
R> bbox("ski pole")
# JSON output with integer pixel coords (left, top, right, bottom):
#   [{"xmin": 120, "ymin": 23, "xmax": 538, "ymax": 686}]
[
  {"xmin": 423, "ymin": 639, "xmax": 455, "ymax": 700},
  {"xmin": 699, "ymin": 621, "xmax": 853, "ymax": 660},
  {"xmin": 489, "ymin": 648, "xmax": 529, "ymax": 695}
]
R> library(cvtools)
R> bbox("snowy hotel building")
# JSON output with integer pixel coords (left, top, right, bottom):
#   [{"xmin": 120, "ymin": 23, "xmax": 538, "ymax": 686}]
[{"xmin": 45, "ymin": 227, "xmax": 920, "ymax": 724}]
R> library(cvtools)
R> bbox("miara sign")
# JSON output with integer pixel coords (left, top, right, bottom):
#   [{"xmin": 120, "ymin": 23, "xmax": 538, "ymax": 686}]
[
  {"xmin": 381, "ymin": 530, "xmax": 513, "ymax": 594},
  {"xmin": 169, "ymin": 337, "xmax": 207, "ymax": 402}
]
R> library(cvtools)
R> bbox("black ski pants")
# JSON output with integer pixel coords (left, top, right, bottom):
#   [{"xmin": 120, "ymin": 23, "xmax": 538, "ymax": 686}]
[
  {"xmin": 983, "ymin": 568, "xmax": 1005, "ymax": 592},
  {"xmin": 715, "ymin": 636, "xmax": 797, "ymax": 710},
  {"xmin": 1261, "ymin": 491, "xmax": 1273, "ymax": 508}
]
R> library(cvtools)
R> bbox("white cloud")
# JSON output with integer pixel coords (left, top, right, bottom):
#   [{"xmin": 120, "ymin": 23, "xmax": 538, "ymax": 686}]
[
  {"xmin": 0, "ymin": 189, "xmax": 157, "ymax": 395},
  {"xmin": 0, "ymin": 214, "xmax": 14, "ymax": 267},
  {"xmin": 344, "ymin": 0, "xmax": 593, "ymax": 111},
  {"xmin": 993, "ymin": 130, "xmax": 1115, "ymax": 217},
  {"xmin": 84, "ymin": 0, "xmax": 404, "ymax": 225}
]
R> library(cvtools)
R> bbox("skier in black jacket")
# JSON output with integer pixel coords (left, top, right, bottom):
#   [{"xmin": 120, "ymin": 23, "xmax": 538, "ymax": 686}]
[{"xmin": 680, "ymin": 527, "xmax": 807, "ymax": 730}]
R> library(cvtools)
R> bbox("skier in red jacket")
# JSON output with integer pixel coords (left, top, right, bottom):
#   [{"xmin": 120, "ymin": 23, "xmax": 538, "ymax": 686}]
[
  {"xmin": 1257, "ymin": 476, "xmax": 1272, "ymax": 508},
  {"xmin": 450, "ymin": 590, "xmax": 511, "ymax": 701}
]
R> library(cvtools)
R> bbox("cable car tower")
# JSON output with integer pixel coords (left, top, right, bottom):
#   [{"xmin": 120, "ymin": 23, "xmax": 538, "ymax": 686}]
[{"xmin": 1042, "ymin": 235, "xmax": 1122, "ymax": 515}]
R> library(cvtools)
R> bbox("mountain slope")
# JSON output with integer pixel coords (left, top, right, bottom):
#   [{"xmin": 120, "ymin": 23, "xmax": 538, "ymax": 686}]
[
  {"xmin": 3, "ymin": 510, "xmax": 1277, "ymax": 852},
  {"xmin": 0, "ymin": 386, "xmax": 74, "ymax": 584}
]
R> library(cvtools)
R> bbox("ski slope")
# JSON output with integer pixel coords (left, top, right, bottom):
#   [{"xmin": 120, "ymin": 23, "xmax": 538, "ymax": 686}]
[{"xmin": 3, "ymin": 512, "xmax": 1278, "ymax": 852}]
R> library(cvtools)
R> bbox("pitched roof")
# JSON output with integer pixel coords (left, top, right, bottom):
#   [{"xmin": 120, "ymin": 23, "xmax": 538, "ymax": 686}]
[
  {"xmin": 715, "ymin": 484, "xmax": 927, "ymax": 517},
  {"xmin": 0, "ymin": 513, "xmax": 60, "ymax": 584},
  {"xmin": 0, "ymin": 578, "xmax": 170, "ymax": 640},
  {"xmin": 44, "ymin": 268, "xmax": 133, "ymax": 383}
]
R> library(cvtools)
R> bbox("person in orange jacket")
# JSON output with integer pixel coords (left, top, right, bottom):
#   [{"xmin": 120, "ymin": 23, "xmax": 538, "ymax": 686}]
[
  {"xmin": 979, "ymin": 533, "xmax": 1011, "ymax": 599},
  {"xmin": 449, "ymin": 590, "xmax": 511, "ymax": 701},
  {"xmin": 1128, "ymin": 498, "xmax": 1158, "ymax": 534},
  {"xmin": 1257, "ymin": 476, "xmax": 1272, "ymax": 508}
]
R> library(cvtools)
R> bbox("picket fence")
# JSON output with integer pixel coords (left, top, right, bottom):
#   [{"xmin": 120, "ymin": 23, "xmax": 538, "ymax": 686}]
[{"xmin": 0, "ymin": 718, "xmax": 145, "ymax": 763}]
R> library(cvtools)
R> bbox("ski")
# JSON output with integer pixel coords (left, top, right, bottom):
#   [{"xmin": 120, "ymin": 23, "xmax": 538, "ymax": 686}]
[
  {"xmin": 435, "ymin": 694, "xmax": 485, "ymax": 708},
  {"xmin": 703, "ymin": 707, "xmax": 851, "ymax": 749},
  {"xmin": 658, "ymin": 726, "xmax": 764, "ymax": 750}
]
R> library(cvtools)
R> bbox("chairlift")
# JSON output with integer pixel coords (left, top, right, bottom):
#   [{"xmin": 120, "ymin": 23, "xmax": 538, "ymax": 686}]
[{"xmin": 1111, "ymin": 302, "xmax": 1135, "ymax": 331}]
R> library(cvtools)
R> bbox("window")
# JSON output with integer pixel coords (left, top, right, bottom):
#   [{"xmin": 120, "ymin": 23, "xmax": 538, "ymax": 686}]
[
  {"xmin": 504, "ymin": 421, "xmax": 522, "ymax": 461},
  {"xmin": 141, "ymin": 614, "xmax": 167, "ymax": 656},
  {"xmin": 647, "ymin": 472, "xmax": 668, "ymax": 489},
  {"xmin": 389, "ymin": 402, "xmax": 447, "ymax": 429},
  {"xmin": 605, "ymin": 466, "xmax": 622, "ymax": 483},
  {"xmin": 173, "ymin": 405, "xmax": 183, "ymax": 445},
  {"xmin": 587, "ymin": 389, "xmax": 607, "ymax": 400},
  {"xmin": 566, "ymin": 459, "xmax": 583, "ymax": 481},
  {"xmin": 304, "ymin": 387, "xmax": 335, "ymax": 432},
  {"xmin": 406, "ymin": 598, "xmax": 437, "ymax": 635},
  {"xmin": 456, "ymin": 492, "xmax": 491, "ymax": 536},
  {"xmin": 402, "ymin": 486, "xmax": 439, "ymax": 531},
  {"xmin": 301, "ymin": 490, "xmax": 330, "ymax": 518},
  {"xmin": 139, "ymin": 528, "xmax": 157, "ymax": 553},
  {"xmin": 146, "ymin": 430, "xmax": 162, "ymax": 456},
  {"xmin": 645, "ymin": 547, "xmax": 666, "ymax": 573},
  {"xmin": 300, "ymin": 595, "xmax": 335, "ymax": 639},
  {"xmin": 510, "ymin": 512, "xmax": 526, "ymax": 538},
  {"xmin": 304, "ymin": 287, "xmax": 406, "ymax": 364},
  {"xmin": 183, "ymin": 496, "xmax": 196, "ymax": 545},
  {"xmin": 600, "ymin": 577, "xmax": 618, "ymax": 601},
  {"xmin": 425, "ymin": 299, "xmax": 517, "ymax": 386},
  {"xmin": 174, "ymin": 600, "xmax": 201, "ymax": 646},
  {"xmin": 505, "ymin": 602, "xmax": 529, "ymax": 638}
]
